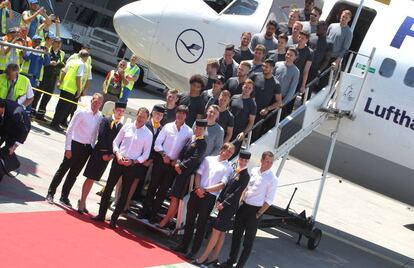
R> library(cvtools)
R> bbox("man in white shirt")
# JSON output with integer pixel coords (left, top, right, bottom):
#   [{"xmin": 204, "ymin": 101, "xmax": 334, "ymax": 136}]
[
  {"xmin": 172, "ymin": 143, "xmax": 234, "ymax": 260},
  {"xmin": 46, "ymin": 93, "xmax": 103, "ymax": 206},
  {"xmin": 92, "ymin": 107, "xmax": 153, "ymax": 229},
  {"xmin": 220, "ymin": 151, "xmax": 278, "ymax": 268},
  {"xmin": 139, "ymin": 105, "xmax": 193, "ymax": 222}
]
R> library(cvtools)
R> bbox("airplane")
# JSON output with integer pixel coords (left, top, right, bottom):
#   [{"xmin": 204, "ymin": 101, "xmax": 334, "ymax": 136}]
[{"xmin": 113, "ymin": 0, "xmax": 414, "ymax": 206}]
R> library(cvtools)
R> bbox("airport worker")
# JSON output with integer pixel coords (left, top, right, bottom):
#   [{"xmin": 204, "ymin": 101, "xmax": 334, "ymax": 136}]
[
  {"xmin": 178, "ymin": 74, "xmax": 206, "ymax": 127},
  {"xmin": 219, "ymin": 151, "xmax": 278, "ymax": 268},
  {"xmin": 0, "ymin": 63, "xmax": 33, "ymax": 108},
  {"xmin": 92, "ymin": 107, "xmax": 153, "ymax": 229},
  {"xmin": 138, "ymin": 105, "xmax": 192, "ymax": 222},
  {"xmin": 46, "ymin": 93, "xmax": 103, "ymax": 206},
  {"xmin": 50, "ymin": 49, "xmax": 90, "ymax": 132},
  {"xmin": 0, "ymin": 99, "xmax": 31, "ymax": 157},
  {"xmin": 77, "ymin": 101, "xmax": 126, "ymax": 214},
  {"xmin": 126, "ymin": 104, "xmax": 165, "ymax": 207},
  {"xmin": 18, "ymin": 25, "xmax": 33, "ymax": 48},
  {"xmin": 101, "ymin": 60, "xmax": 128, "ymax": 109},
  {"xmin": 171, "ymin": 143, "xmax": 234, "ymax": 260},
  {"xmin": 0, "ymin": 0, "xmax": 14, "ymax": 35},
  {"xmin": 119, "ymin": 54, "xmax": 140, "ymax": 103},
  {"xmin": 157, "ymin": 118, "xmax": 207, "ymax": 228},
  {"xmin": 194, "ymin": 150, "xmax": 251, "ymax": 266},
  {"xmin": 32, "ymin": 36, "xmax": 65, "ymax": 121},
  {"xmin": 0, "ymin": 28, "xmax": 24, "ymax": 71},
  {"xmin": 21, "ymin": 35, "xmax": 50, "ymax": 88},
  {"xmin": 21, "ymin": 0, "xmax": 51, "ymax": 39}
]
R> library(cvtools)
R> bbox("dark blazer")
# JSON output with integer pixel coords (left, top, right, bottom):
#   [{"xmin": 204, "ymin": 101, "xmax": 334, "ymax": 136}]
[
  {"xmin": 146, "ymin": 120, "xmax": 162, "ymax": 160},
  {"xmin": 0, "ymin": 100, "xmax": 31, "ymax": 148},
  {"xmin": 94, "ymin": 116, "xmax": 123, "ymax": 154},
  {"xmin": 217, "ymin": 168, "xmax": 250, "ymax": 211},
  {"xmin": 178, "ymin": 137, "xmax": 207, "ymax": 174}
]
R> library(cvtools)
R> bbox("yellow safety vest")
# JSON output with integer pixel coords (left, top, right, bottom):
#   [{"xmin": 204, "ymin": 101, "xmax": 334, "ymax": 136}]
[
  {"xmin": 0, "ymin": 48, "xmax": 21, "ymax": 71},
  {"xmin": 67, "ymin": 53, "xmax": 91, "ymax": 87},
  {"xmin": 20, "ymin": 11, "xmax": 44, "ymax": 39},
  {"xmin": 38, "ymin": 49, "xmax": 66, "ymax": 82},
  {"xmin": 124, "ymin": 62, "xmax": 140, "ymax": 90},
  {"xmin": 0, "ymin": 74, "xmax": 31, "ymax": 101},
  {"xmin": 60, "ymin": 59, "xmax": 83, "ymax": 95},
  {"xmin": 1, "ymin": 8, "xmax": 7, "ymax": 35}
]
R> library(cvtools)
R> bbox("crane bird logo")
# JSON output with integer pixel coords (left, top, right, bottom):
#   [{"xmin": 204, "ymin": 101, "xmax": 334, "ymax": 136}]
[{"xmin": 175, "ymin": 29, "xmax": 205, "ymax": 64}]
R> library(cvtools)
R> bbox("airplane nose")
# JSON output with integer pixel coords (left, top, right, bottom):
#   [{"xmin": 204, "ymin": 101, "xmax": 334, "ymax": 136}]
[{"xmin": 114, "ymin": 0, "xmax": 166, "ymax": 62}]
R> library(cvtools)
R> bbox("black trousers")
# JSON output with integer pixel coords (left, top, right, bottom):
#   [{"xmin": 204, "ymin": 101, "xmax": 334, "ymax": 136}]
[
  {"xmin": 98, "ymin": 160, "xmax": 140, "ymax": 222},
  {"xmin": 48, "ymin": 141, "xmax": 92, "ymax": 198},
  {"xmin": 51, "ymin": 90, "xmax": 76, "ymax": 126},
  {"xmin": 32, "ymin": 73, "xmax": 58, "ymax": 116},
  {"xmin": 227, "ymin": 203, "xmax": 260, "ymax": 268},
  {"xmin": 142, "ymin": 157, "xmax": 176, "ymax": 217},
  {"xmin": 181, "ymin": 191, "xmax": 216, "ymax": 254}
]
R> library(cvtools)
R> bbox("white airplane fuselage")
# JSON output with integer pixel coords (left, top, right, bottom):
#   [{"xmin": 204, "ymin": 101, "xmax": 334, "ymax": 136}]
[{"xmin": 113, "ymin": 0, "xmax": 414, "ymax": 205}]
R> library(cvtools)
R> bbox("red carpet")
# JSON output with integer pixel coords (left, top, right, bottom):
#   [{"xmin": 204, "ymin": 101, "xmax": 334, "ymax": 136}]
[{"xmin": 0, "ymin": 210, "xmax": 183, "ymax": 268}]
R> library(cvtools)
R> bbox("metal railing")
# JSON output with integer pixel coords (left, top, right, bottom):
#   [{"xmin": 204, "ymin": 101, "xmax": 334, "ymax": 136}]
[{"xmin": 240, "ymin": 66, "xmax": 333, "ymax": 149}]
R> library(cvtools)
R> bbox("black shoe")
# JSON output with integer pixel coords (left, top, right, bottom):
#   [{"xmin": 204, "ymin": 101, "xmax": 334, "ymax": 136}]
[
  {"xmin": 148, "ymin": 215, "xmax": 158, "ymax": 224},
  {"xmin": 218, "ymin": 260, "xmax": 235, "ymax": 268},
  {"xmin": 137, "ymin": 211, "xmax": 149, "ymax": 219},
  {"xmin": 50, "ymin": 123, "xmax": 64, "ymax": 132},
  {"xmin": 185, "ymin": 251, "xmax": 196, "ymax": 260},
  {"xmin": 91, "ymin": 215, "xmax": 105, "ymax": 222},
  {"xmin": 109, "ymin": 220, "xmax": 117, "ymax": 229},
  {"xmin": 35, "ymin": 115, "xmax": 47, "ymax": 122},
  {"xmin": 170, "ymin": 244, "xmax": 187, "ymax": 254},
  {"xmin": 45, "ymin": 194, "xmax": 54, "ymax": 204},
  {"xmin": 60, "ymin": 121, "xmax": 68, "ymax": 128},
  {"xmin": 59, "ymin": 197, "xmax": 72, "ymax": 207},
  {"xmin": 205, "ymin": 259, "xmax": 219, "ymax": 266},
  {"xmin": 77, "ymin": 200, "xmax": 89, "ymax": 214}
]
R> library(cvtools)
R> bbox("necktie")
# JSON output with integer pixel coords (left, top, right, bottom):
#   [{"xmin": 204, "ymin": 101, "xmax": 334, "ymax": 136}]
[
  {"xmin": 7, "ymin": 80, "xmax": 15, "ymax": 100},
  {"xmin": 153, "ymin": 120, "xmax": 160, "ymax": 129},
  {"xmin": 110, "ymin": 119, "xmax": 120, "ymax": 129}
]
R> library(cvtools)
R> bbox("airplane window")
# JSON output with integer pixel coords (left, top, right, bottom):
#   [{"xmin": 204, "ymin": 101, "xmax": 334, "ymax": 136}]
[
  {"xmin": 379, "ymin": 58, "xmax": 396, "ymax": 78},
  {"xmin": 203, "ymin": 0, "xmax": 234, "ymax": 13},
  {"xmin": 404, "ymin": 67, "xmax": 414, "ymax": 88},
  {"xmin": 223, "ymin": 0, "xmax": 259, "ymax": 16}
]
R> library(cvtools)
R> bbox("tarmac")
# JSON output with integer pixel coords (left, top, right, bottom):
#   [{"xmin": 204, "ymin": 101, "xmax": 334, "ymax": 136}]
[{"xmin": 0, "ymin": 72, "xmax": 413, "ymax": 268}]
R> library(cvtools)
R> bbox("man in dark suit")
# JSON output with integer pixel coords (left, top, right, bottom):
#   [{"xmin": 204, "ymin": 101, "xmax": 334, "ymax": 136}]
[
  {"xmin": 77, "ymin": 102, "xmax": 126, "ymax": 213},
  {"xmin": 0, "ymin": 99, "xmax": 31, "ymax": 155},
  {"xmin": 0, "ymin": 99, "xmax": 31, "ymax": 182}
]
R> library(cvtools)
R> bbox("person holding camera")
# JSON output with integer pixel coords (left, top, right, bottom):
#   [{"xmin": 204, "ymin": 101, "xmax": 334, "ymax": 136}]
[
  {"xmin": 0, "ymin": 0, "xmax": 14, "ymax": 35},
  {"xmin": 32, "ymin": 36, "xmax": 65, "ymax": 121}
]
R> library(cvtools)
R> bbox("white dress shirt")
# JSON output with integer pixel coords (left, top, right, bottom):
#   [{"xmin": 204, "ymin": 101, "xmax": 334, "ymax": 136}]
[
  {"xmin": 244, "ymin": 167, "xmax": 278, "ymax": 207},
  {"xmin": 154, "ymin": 121, "xmax": 193, "ymax": 160},
  {"xmin": 65, "ymin": 108, "xmax": 102, "ymax": 150},
  {"xmin": 113, "ymin": 122, "xmax": 153, "ymax": 163},
  {"xmin": 197, "ymin": 156, "xmax": 233, "ymax": 196}
]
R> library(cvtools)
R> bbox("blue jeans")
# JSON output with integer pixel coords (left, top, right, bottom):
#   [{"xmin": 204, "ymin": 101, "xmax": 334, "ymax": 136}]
[{"xmin": 119, "ymin": 87, "xmax": 132, "ymax": 103}]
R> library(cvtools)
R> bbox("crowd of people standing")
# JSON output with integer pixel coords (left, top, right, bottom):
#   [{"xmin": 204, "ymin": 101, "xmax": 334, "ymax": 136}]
[{"xmin": 0, "ymin": 0, "xmax": 354, "ymax": 267}]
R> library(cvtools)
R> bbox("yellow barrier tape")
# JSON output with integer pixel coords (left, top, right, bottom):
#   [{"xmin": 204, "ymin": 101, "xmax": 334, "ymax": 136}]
[{"xmin": 32, "ymin": 87, "xmax": 87, "ymax": 107}]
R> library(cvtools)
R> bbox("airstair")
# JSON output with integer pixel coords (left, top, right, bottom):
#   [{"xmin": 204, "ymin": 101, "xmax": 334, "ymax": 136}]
[{"xmin": 249, "ymin": 48, "xmax": 376, "ymax": 220}]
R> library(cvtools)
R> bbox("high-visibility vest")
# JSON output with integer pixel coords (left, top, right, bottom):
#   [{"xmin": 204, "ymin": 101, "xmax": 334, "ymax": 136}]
[
  {"xmin": 60, "ymin": 59, "xmax": 83, "ymax": 95},
  {"xmin": 0, "ymin": 74, "xmax": 31, "ymax": 101},
  {"xmin": 67, "ymin": 53, "xmax": 91, "ymax": 87},
  {"xmin": 0, "ymin": 49, "xmax": 21, "ymax": 71},
  {"xmin": 20, "ymin": 11, "xmax": 44, "ymax": 39},
  {"xmin": 124, "ymin": 62, "xmax": 139, "ymax": 90},
  {"xmin": 38, "ymin": 49, "xmax": 65, "ymax": 82},
  {"xmin": 1, "ymin": 9, "xmax": 7, "ymax": 35}
]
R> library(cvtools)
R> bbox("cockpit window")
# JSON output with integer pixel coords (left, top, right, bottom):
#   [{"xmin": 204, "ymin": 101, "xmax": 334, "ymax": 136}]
[
  {"xmin": 203, "ymin": 0, "xmax": 234, "ymax": 14},
  {"xmin": 223, "ymin": 0, "xmax": 259, "ymax": 16}
]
